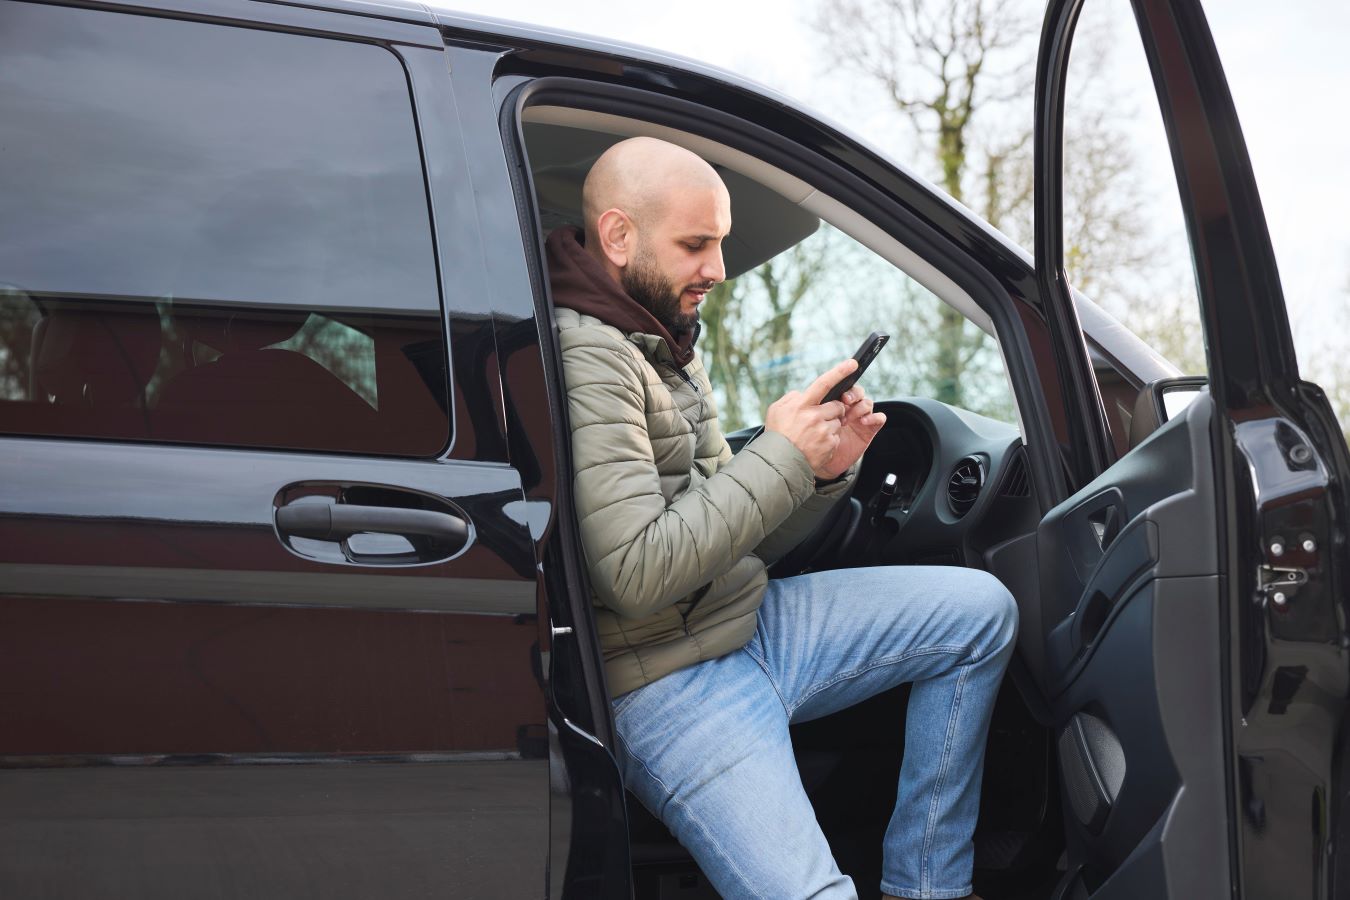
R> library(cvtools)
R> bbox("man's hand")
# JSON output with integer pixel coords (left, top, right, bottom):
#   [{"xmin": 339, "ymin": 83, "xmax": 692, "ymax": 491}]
[
  {"xmin": 816, "ymin": 380, "xmax": 886, "ymax": 480},
  {"xmin": 763, "ymin": 358, "xmax": 885, "ymax": 480}
]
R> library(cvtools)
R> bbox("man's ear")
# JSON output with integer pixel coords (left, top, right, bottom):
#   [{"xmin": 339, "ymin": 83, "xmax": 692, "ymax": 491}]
[{"xmin": 595, "ymin": 208, "xmax": 634, "ymax": 268}]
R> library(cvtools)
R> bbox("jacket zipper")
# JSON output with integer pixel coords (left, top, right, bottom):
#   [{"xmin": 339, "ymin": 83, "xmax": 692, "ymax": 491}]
[
  {"xmin": 668, "ymin": 363, "xmax": 699, "ymax": 394},
  {"xmin": 664, "ymin": 360, "xmax": 705, "ymax": 636}
]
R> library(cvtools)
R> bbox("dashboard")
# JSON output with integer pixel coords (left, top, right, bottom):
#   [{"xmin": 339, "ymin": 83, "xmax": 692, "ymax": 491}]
[
  {"xmin": 851, "ymin": 399, "xmax": 1030, "ymax": 567},
  {"xmin": 729, "ymin": 397, "xmax": 1034, "ymax": 573}
]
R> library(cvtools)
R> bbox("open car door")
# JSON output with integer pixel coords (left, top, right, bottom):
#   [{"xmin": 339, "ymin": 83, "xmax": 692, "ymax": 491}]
[{"xmin": 1028, "ymin": 1, "xmax": 1350, "ymax": 897}]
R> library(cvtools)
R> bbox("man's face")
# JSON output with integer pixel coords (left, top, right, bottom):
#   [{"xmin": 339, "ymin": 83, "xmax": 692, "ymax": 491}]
[{"xmin": 620, "ymin": 185, "xmax": 730, "ymax": 333}]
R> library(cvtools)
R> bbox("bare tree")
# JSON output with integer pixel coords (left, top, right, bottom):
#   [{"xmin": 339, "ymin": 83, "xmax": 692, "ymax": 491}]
[
  {"xmin": 815, "ymin": 0, "xmax": 1035, "ymax": 204},
  {"xmin": 700, "ymin": 0, "xmax": 1188, "ymax": 427},
  {"xmin": 0, "ymin": 286, "xmax": 38, "ymax": 401},
  {"xmin": 703, "ymin": 221, "xmax": 1018, "ymax": 430},
  {"xmin": 701, "ymin": 235, "xmax": 834, "ymax": 431},
  {"xmin": 814, "ymin": 0, "xmax": 1209, "ymax": 386},
  {"xmin": 1300, "ymin": 272, "xmax": 1350, "ymax": 443},
  {"xmin": 814, "ymin": 0, "xmax": 1037, "ymax": 407}
]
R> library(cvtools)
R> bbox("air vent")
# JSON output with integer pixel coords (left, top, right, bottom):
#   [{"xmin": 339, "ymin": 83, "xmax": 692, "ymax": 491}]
[
  {"xmin": 947, "ymin": 456, "xmax": 985, "ymax": 517},
  {"xmin": 1000, "ymin": 452, "xmax": 1030, "ymax": 498}
]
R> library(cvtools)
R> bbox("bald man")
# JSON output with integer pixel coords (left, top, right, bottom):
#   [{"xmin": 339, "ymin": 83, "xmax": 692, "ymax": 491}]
[{"xmin": 547, "ymin": 137, "xmax": 1015, "ymax": 900}]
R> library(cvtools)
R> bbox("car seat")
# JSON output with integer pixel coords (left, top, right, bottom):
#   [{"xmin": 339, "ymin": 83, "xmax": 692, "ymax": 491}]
[
  {"xmin": 30, "ymin": 299, "xmax": 163, "ymax": 420},
  {"xmin": 156, "ymin": 306, "xmax": 380, "ymax": 451}
]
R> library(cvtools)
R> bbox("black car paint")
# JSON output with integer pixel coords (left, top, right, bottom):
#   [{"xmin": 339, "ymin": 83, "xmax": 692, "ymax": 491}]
[
  {"xmin": 1031, "ymin": 0, "xmax": 1119, "ymax": 491},
  {"xmin": 0, "ymin": 0, "xmax": 1344, "ymax": 898},
  {"xmin": 0, "ymin": 2, "xmax": 550, "ymax": 897}
]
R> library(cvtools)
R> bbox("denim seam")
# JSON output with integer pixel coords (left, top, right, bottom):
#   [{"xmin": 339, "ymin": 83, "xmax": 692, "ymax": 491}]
[
  {"xmin": 788, "ymin": 643, "xmax": 971, "ymax": 718},
  {"xmin": 612, "ymin": 689, "xmax": 640, "ymax": 718},
  {"xmin": 919, "ymin": 662, "xmax": 970, "ymax": 894},
  {"xmin": 878, "ymin": 882, "xmax": 974, "ymax": 900},
  {"xmin": 615, "ymin": 728, "xmax": 765, "ymax": 900},
  {"xmin": 741, "ymin": 646, "xmax": 791, "ymax": 717}
]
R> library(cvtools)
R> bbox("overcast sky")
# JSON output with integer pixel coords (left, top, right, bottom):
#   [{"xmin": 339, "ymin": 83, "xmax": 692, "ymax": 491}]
[{"xmin": 430, "ymin": 0, "xmax": 1350, "ymax": 367}]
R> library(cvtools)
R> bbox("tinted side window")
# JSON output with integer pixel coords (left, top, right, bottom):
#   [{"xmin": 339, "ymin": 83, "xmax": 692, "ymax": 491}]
[{"xmin": 0, "ymin": 4, "xmax": 448, "ymax": 456}]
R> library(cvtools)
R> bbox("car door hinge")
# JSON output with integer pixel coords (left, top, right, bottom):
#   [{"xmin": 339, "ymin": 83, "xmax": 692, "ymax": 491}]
[{"xmin": 1256, "ymin": 564, "xmax": 1308, "ymax": 607}]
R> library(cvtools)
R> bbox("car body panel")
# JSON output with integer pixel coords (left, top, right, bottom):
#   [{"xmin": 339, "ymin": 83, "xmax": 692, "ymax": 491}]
[{"xmin": 0, "ymin": 1, "xmax": 548, "ymax": 896}]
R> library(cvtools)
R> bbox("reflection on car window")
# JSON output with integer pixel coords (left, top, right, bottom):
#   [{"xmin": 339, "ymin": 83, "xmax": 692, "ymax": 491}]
[
  {"xmin": 702, "ymin": 223, "xmax": 1015, "ymax": 432},
  {"xmin": 272, "ymin": 316, "xmax": 379, "ymax": 410},
  {"xmin": 0, "ymin": 4, "xmax": 448, "ymax": 456}
]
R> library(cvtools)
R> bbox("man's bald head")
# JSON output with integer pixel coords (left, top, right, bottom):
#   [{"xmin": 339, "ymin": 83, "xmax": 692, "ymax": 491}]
[
  {"xmin": 582, "ymin": 137, "xmax": 728, "ymax": 240},
  {"xmin": 577, "ymin": 137, "xmax": 731, "ymax": 334}
]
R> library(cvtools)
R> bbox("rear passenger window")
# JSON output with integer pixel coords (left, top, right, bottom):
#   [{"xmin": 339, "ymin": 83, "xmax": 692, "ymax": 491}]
[{"xmin": 0, "ymin": 4, "xmax": 449, "ymax": 456}]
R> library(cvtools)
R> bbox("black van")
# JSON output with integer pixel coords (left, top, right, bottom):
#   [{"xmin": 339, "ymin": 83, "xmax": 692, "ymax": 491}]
[{"xmin": 1, "ymin": 1, "xmax": 1345, "ymax": 898}]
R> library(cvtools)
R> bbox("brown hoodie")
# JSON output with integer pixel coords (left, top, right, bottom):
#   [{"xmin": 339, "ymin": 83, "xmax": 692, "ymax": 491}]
[{"xmin": 545, "ymin": 225, "xmax": 697, "ymax": 368}]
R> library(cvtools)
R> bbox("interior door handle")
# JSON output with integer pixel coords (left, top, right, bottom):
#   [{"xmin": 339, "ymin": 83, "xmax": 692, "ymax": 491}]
[
  {"xmin": 276, "ymin": 503, "xmax": 469, "ymax": 545},
  {"xmin": 1087, "ymin": 503, "xmax": 1123, "ymax": 549}
]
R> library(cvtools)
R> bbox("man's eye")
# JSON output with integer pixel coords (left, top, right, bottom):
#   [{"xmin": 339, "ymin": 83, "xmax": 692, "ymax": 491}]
[{"xmin": 685, "ymin": 242, "xmax": 704, "ymax": 251}]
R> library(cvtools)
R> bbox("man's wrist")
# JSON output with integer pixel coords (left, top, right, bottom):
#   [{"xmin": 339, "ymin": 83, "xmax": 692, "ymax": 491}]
[{"xmin": 814, "ymin": 472, "xmax": 848, "ymax": 488}]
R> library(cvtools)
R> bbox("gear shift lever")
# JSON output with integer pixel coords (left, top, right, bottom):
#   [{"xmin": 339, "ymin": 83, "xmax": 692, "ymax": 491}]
[{"xmin": 871, "ymin": 472, "xmax": 897, "ymax": 526}]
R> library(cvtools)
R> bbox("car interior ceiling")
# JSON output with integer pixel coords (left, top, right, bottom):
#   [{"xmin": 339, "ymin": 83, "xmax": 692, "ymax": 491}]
[
  {"xmin": 521, "ymin": 110, "xmax": 1066, "ymax": 899},
  {"xmin": 522, "ymin": 107, "xmax": 1004, "ymax": 340}
]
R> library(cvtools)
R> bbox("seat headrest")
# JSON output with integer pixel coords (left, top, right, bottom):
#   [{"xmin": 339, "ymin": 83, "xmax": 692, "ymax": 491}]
[
  {"xmin": 177, "ymin": 308, "xmax": 310, "ymax": 354},
  {"xmin": 32, "ymin": 302, "xmax": 163, "ymax": 404}
]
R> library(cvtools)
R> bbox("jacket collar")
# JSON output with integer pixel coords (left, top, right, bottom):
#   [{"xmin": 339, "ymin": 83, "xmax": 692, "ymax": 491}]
[{"xmin": 545, "ymin": 225, "xmax": 698, "ymax": 368}]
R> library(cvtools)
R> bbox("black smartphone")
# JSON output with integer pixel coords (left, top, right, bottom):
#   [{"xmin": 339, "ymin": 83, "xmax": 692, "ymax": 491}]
[{"xmin": 822, "ymin": 332, "xmax": 889, "ymax": 404}]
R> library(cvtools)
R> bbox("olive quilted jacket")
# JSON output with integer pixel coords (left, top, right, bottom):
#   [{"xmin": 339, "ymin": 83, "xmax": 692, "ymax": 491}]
[{"xmin": 556, "ymin": 307, "xmax": 855, "ymax": 696}]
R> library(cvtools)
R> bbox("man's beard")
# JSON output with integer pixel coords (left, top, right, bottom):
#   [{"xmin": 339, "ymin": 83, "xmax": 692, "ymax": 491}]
[{"xmin": 621, "ymin": 248, "xmax": 702, "ymax": 334}]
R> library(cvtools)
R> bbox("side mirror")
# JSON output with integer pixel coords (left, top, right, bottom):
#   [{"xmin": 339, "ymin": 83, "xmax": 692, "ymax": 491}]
[{"xmin": 1127, "ymin": 376, "xmax": 1208, "ymax": 449}]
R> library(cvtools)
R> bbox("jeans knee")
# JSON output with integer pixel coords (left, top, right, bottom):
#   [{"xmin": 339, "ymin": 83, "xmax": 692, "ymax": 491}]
[{"xmin": 973, "ymin": 571, "xmax": 1018, "ymax": 656}]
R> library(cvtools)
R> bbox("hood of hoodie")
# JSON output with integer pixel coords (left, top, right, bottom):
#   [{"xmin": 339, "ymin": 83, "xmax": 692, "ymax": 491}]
[{"xmin": 545, "ymin": 225, "xmax": 699, "ymax": 369}]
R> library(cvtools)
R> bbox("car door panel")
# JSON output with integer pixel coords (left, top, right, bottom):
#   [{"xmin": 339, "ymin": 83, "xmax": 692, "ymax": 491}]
[
  {"xmin": 1054, "ymin": 573, "xmax": 1229, "ymax": 900},
  {"xmin": 0, "ymin": 763, "xmax": 534, "ymax": 899},
  {"xmin": 0, "ymin": 438, "xmax": 548, "ymax": 898},
  {"xmin": 1035, "ymin": 1, "xmax": 1350, "ymax": 897},
  {"xmin": 1038, "ymin": 397, "xmax": 1217, "ymax": 688},
  {"xmin": 1037, "ymin": 393, "xmax": 1230, "ymax": 897},
  {"xmin": 0, "ymin": 2, "xmax": 551, "ymax": 895}
]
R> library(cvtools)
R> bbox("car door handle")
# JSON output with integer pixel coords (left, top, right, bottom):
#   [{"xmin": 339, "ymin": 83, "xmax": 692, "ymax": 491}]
[
  {"xmin": 276, "ymin": 502, "xmax": 469, "ymax": 545},
  {"xmin": 1087, "ymin": 503, "xmax": 1123, "ymax": 549}
]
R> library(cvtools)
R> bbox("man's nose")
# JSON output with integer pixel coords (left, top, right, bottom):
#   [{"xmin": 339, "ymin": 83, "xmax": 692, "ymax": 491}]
[{"xmin": 702, "ymin": 249, "xmax": 726, "ymax": 284}]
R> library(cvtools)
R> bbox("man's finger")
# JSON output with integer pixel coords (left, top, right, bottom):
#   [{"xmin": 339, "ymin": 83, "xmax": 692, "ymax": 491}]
[
  {"xmin": 844, "ymin": 384, "xmax": 867, "ymax": 404},
  {"xmin": 819, "ymin": 400, "xmax": 847, "ymax": 420},
  {"xmin": 845, "ymin": 397, "xmax": 873, "ymax": 420},
  {"xmin": 803, "ymin": 358, "xmax": 859, "ymax": 404}
]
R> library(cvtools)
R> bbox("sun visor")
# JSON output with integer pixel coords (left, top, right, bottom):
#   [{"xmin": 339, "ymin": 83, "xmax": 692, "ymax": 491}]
[{"xmin": 716, "ymin": 167, "xmax": 819, "ymax": 278}]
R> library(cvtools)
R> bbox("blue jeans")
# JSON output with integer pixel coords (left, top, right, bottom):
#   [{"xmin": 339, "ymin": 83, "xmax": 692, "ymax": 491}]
[{"xmin": 611, "ymin": 565, "xmax": 1018, "ymax": 900}]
